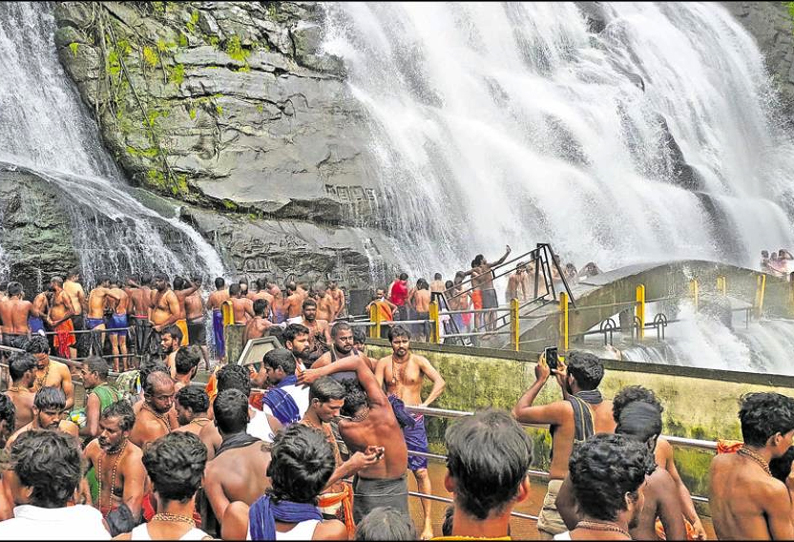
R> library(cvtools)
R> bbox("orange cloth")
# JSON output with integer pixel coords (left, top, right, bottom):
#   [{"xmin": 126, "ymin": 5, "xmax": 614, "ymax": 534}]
[
  {"xmin": 318, "ymin": 482, "xmax": 355, "ymax": 538},
  {"xmin": 373, "ymin": 301, "xmax": 393, "ymax": 323},
  {"xmin": 655, "ymin": 518, "xmax": 698, "ymax": 540},
  {"xmin": 53, "ymin": 319, "xmax": 76, "ymax": 358},
  {"xmin": 471, "ymin": 290, "xmax": 483, "ymax": 310},
  {"xmin": 176, "ymin": 319, "xmax": 189, "ymax": 346},
  {"xmin": 717, "ymin": 439, "xmax": 743, "ymax": 454}
]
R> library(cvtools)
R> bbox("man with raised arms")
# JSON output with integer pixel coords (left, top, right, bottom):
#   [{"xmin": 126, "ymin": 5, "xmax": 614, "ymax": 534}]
[
  {"xmin": 0, "ymin": 282, "xmax": 42, "ymax": 348},
  {"xmin": 375, "ymin": 325, "xmax": 445, "ymax": 539},
  {"xmin": 26, "ymin": 335, "xmax": 74, "ymax": 410},
  {"xmin": 298, "ymin": 354, "xmax": 409, "ymax": 524},
  {"xmin": 207, "ymin": 277, "xmax": 229, "ymax": 362},
  {"xmin": 709, "ymin": 392, "xmax": 794, "ymax": 540},
  {"xmin": 83, "ymin": 400, "xmax": 145, "ymax": 535},
  {"xmin": 129, "ymin": 371, "xmax": 176, "ymax": 449},
  {"xmin": 172, "ymin": 276, "xmax": 199, "ymax": 347},
  {"xmin": 463, "ymin": 245, "xmax": 511, "ymax": 331}
]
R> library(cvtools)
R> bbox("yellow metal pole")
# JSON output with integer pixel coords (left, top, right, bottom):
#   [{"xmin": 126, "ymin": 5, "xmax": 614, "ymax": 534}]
[
  {"xmin": 635, "ymin": 284, "xmax": 645, "ymax": 340},
  {"xmin": 559, "ymin": 292, "xmax": 569, "ymax": 352},
  {"xmin": 757, "ymin": 274, "xmax": 767, "ymax": 317},
  {"xmin": 511, "ymin": 298, "xmax": 520, "ymax": 352},
  {"xmin": 429, "ymin": 300, "xmax": 441, "ymax": 344},
  {"xmin": 689, "ymin": 279, "xmax": 699, "ymax": 312},
  {"xmin": 717, "ymin": 276, "xmax": 727, "ymax": 297},
  {"xmin": 369, "ymin": 304, "xmax": 379, "ymax": 340}
]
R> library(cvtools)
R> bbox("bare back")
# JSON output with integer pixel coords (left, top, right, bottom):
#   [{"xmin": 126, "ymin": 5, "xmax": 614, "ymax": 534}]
[
  {"xmin": 286, "ymin": 294, "xmax": 303, "ymax": 318},
  {"xmin": 208, "ymin": 289, "xmax": 230, "ymax": 311},
  {"xmin": 109, "ymin": 288, "xmax": 129, "ymax": 314},
  {"xmin": 63, "ymin": 280, "xmax": 85, "ymax": 315},
  {"xmin": 548, "ymin": 399, "xmax": 615, "ymax": 480},
  {"xmin": 339, "ymin": 409, "xmax": 407, "ymax": 479},
  {"xmin": 414, "ymin": 290, "xmax": 431, "ymax": 312},
  {"xmin": 317, "ymin": 294, "xmax": 335, "ymax": 321},
  {"xmin": 4, "ymin": 389, "xmax": 33, "ymax": 430},
  {"xmin": 185, "ymin": 291, "xmax": 205, "ymax": 320},
  {"xmin": 205, "ymin": 441, "xmax": 272, "ymax": 520},
  {"xmin": 231, "ymin": 297, "xmax": 253, "ymax": 324},
  {"xmin": 128, "ymin": 287, "xmax": 150, "ymax": 316},
  {"xmin": 88, "ymin": 288, "xmax": 112, "ymax": 319},
  {"xmin": 0, "ymin": 299, "xmax": 34, "ymax": 334}
]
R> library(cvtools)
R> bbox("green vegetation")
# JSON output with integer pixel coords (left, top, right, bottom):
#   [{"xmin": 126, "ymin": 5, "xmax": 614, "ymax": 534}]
[
  {"xmin": 225, "ymin": 35, "xmax": 251, "ymax": 62},
  {"xmin": 169, "ymin": 63, "xmax": 185, "ymax": 85},
  {"xmin": 68, "ymin": 42, "xmax": 79, "ymax": 57},
  {"xmin": 186, "ymin": 9, "xmax": 200, "ymax": 34},
  {"xmin": 142, "ymin": 46, "xmax": 159, "ymax": 67}
]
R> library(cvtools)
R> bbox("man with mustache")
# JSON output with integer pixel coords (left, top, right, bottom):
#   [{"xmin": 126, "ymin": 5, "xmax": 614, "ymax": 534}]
[
  {"xmin": 5, "ymin": 387, "xmax": 79, "ymax": 449},
  {"xmin": 83, "ymin": 400, "xmax": 145, "ymax": 536}
]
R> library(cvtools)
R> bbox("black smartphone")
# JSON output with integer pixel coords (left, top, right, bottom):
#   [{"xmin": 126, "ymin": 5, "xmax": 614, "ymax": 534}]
[{"xmin": 544, "ymin": 346, "xmax": 559, "ymax": 372}]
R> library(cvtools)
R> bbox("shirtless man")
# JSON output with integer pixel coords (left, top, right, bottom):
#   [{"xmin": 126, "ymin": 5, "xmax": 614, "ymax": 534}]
[
  {"xmin": 271, "ymin": 287, "xmax": 290, "ymax": 325},
  {"xmin": 316, "ymin": 286, "xmax": 336, "ymax": 322},
  {"xmin": 266, "ymin": 279, "xmax": 281, "ymax": 300},
  {"xmin": 129, "ymin": 371, "xmax": 175, "ymax": 449},
  {"xmin": 86, "ymin": 276, "xmax": 120, "ymax": 356},
  {"xmin": 249, "ymin": 278, "xmax": 275, "ymax": 317},
  {"xmin": 106, "ymin": 279, "xmax": 130, "ymax": 372},
  {"xmin": 26, "ymin": 335, "xmax": 74, "ymax": 410},
  {"xmin": 4, "ymin": 353, "xmax": 36, "ymax": 431},
  {"xmin": 301, "ymin": 299, "xmax": 331, "ymax": 361},
  {"xmin": 29, "ymin": 289, "xmax": 48, "ymax": 337},
  {"xmin": 284, "ymin": 283, "xmax": 304, "ymax": 322},
  {"xmin": 328, "ymin": 280, "xmax": 346, "ymax": 320},
  {"xmin": 6, "ymin": 386, "xmax": 79, "ymax": 449},
  {"xmin": 298, "ymin": 355, "xmax": 408, "ymax": 525},
  {"xmin": 296, "ymin": 281, "xmax": 310, "ymax": 302},
  {"xmin": 228, "ymin": 283, "xmax": 254, "ymax": 325},
  {"xmin": 64, "ymin": 268, "xmax": 89, "ymax": 357},
  {"xmin": 429, "ymin": 273, "xmax": 445, "ymax": 295},
  {"xmin": 410, "ymin": 280, "xmax": 432, "ymax": 342},
  {"xmin": 172, "ymin": 276, "xmax": 199, "ymax": 348},
  {"xmin": 0, "ymin": 282, "xmax": 42, "ymax": 349},
  {"xmin": 207, "ymin": 277, "xmax": 230, "ymax": 362},
  {"xmin": 159, "ymin": 325, "xmax": 182, "ymax": 379},
  {"xmin": 173, "ymin": 386, "xmax": 211, "ymax": 436},
  {"xmin": 242, "ymin": 299, "xmax": 272, "ymax": 345},
  {"xmin": 48, "ymin": 277, "xmax": 76, "ymax": 359},
  {"xmin": 173, "ymin": 345, "xmax": 202, "ymax": 392},
  {"xmin": 463, "ymin": 245, "xmax": 511, "ymax": 331},
  {"xmin": 513, "ymin": 350, "xmax": 616, "ymax": 539},
  {"xmin": 149, "ymin": 273, "xmax": 181, "ymax": 356},
  {"xmin": 506, "ymin": 263, "xmax": 528, "ymax": 302},
  {"xmin": 83, "ymin": 400, "xmax": 145, "ymax": 534},
  {"xmin": 126, "ymin": 274, "xmax": 152, "ymax": 363},
  {"xmin": 184, "ymin": 276, "xmax": 210, "ymax": 370},
  {"xmin": 709, "ymin": 392, "xmax": 794, "ymax": 540},
  {"xmin": 375, "ymin": 325, "xmax": 445, "ymax": 539},
  {"xmin": 204, "ymin": 389, "xmax": 272, "ymax": 533}
]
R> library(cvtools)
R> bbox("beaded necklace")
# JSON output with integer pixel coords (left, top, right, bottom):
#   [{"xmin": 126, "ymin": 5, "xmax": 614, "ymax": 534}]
[
  {"xmin": 34, "ymin": 363, "xmax": 50, "ymax": 389},
  {"xmin": 576, "ymin": 520, "xmax": 631, "ymax": 538},
  {"xmin": 738, "ymin": 447, "xmax": 772, "ymax": 476},
  {"xmin": 97, "ymin": 439, "xmax": 128, "ymax": 517},
  {"xmin": 188, "ymin": 417, "xmax": 211, "ymax": 429},
  {"xmin": 143, "ymin": 404, "xmax": 172, "ymax": 432},
  {"xmin": 152, "ymin": 512, "xmax": 196, "ymax": 526}
]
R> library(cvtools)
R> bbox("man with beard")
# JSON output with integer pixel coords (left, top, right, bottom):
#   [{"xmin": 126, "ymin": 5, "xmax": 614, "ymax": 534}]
[
  {"xmin": 5, "ymin": 387, "xmax": 79, "ymax": 449},
  {"xmin": 298, "ymin": 355, "xmax": 409, "ymax": 525},
  {"xmin": 0, "ymin": 282, "xmax": 43, "ymax": 349},
  {"xmin": 159, "ymin": 324, "xmax": 182, "ymax": 379},
  {"xmin": 513, "ymin": 350, "xmax": 616, "ymax": 539},
  {"xmin": 207, "ymin": 277, "xmax": 230, "ymax": 363},
  {"xmin": 79, "ymin": 356, "xmax": 121, "ymax": 440},
  {"xmin": 203, "ymin": 389, "xmax": 273, "ymax": 536},
  {"xmin": 555, "ymin": 433, "xmax": 655, "ymax": 541},
  {"xmin": 83, "ymin": 400, "xmax": 145, "ymax": 535},
  {"xmin": 312, "ymin": 322, "xmax": 359, "ymax": 370},
  {"xmin": 259, "ymin": 348, "xmax": 310, "ymax": 426},
  {"xmin": 374, "ymin": 325, "xmax": 445, "ymax": 540},
  {"xmin": 26, "ymin": 335, "xmax": 74, "ymax": 410},
  {"xmin": 129, "ymin": 371, "xmax": 175, "ymax": 448},
  {"xmin": 4, "ymin": 353, "xmax": 35, "ymax": 431},
  {"xmin": 173, "ymin": 386, "xmax": 211, "ymax": 436},
  {"xmin": 149, "ymin": 273, "xmax": 181, "ymax": 356},
  {"xmin": 282, "ymin": 323, "xmax": 312, "ymax": 371},
  {"xmin": 48, "ymin": 277, "xmax": 76, "ymax": 359},
  {"xmin": 300, "ymin": 299, "xmax": 331, "ymax": 364}
]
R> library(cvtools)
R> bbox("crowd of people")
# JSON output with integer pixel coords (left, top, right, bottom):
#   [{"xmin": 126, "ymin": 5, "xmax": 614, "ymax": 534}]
[{"xmin": 760, "ymin": 249, "xmax": 794, "ymax": 277}]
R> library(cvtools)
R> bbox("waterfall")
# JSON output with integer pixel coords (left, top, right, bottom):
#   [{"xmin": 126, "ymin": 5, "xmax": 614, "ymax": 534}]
[
  {"xmin": 0, "ymin": 2, "xmax": 225, "ymax": 284},
  {"xmin": 322, "ymin": 2, "xmax": 794, "ymax": 276}
]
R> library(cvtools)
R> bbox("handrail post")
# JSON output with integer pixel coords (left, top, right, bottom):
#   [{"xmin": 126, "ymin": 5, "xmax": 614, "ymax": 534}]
[
  {"xmin": 635, "ymin": 285, "xmax": 645, "ymax": 340},
  {"xmin": 559, "ymin": 292, "xmax": 569, "ymax": 352},
  {"xmin": 510, "ymin": 298, "xmax": 520, "ymax": 352},
  {"xmin": 754, "ymin": 274, "xmax": 767, "ymax": 318},
  {"xmin": 369, "ymin": 304, "xmax": 380, "ymax": 340},
  {"xmin": 429, "ymin": 300, "xmax": 441, "ymax": 344},
  {"xmin": 689, "ymin": 279, "xmax": 699, "ymax": 312},
  {"xmin": 717, "ymin": 276, "xmax": 727, "ymax": 297}
]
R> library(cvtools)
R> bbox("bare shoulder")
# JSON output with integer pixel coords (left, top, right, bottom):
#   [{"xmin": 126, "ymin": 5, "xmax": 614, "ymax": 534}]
[
  {"xmin": 315, "ymin": 519, "xmax": 347, "ymax": 540},
  {"xmin": 54, "ymin": 361, "xmax": 71, "ymax": 378},
  {"xmin": 113, "ymin": 533, "xmax": 133, "ymax": 541},
  {"xmin": 376, "ymin": 355, "xmax": 391, "ymax": 366},
  {"xmin": 123, "ymin": 442, "xmax": 144, "ymax": 465},
  {"xmin": 84, "ymin": 438, "xmax": 100, "ymax": 457}
]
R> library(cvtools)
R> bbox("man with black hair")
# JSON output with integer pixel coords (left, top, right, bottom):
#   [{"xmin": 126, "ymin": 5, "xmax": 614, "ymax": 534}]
[
  {"xmin": 64, "ymin": 268, "xmax": 89, "ymax": 358},
  {"xmin": 184, "ymin": 276, "xmax": 210, "ymax": 370},
  {"xmin": 26, "ymin": 334, "xmax": 74, "ymax": 410},
  {"xmin": 709, "ymin": 392, "xmax": 794, "ymax": 540},
  {"xmin": 149, "ymin": 273, "xmax": 180, "ymax": 357},
  {"xmin": 6, "ymin": 387, "xmax": 79, "ymax": 449},
  {"xmin": 284, "ymin": 282, "xmax": 304, "ymax": 321},
  {"xmin": 557, "ymin": 401, "xmax": 686, "ymax": 540},
  {"xmin": 228, "ymin": 283, "xmax": 254, "ymax": 325},
  {"xmin": 356, "ymin": 507, "xmax": 417, "ymax": 541},
  {"xmin": 375, "ymin": 324, "xmax": 445, "ymax": 539},
  {"xmin": 86, "ymin": 277, "xmax": 120, "ymax": 354},
  {"xmin": 173, "ymin": 345, "xmax": 202, "ymax": 392},
  {"xmin": 126, "ymin": 274, "xmax": 151, "ymax": 361},
  {"xmin": 207, "ymin": 277, "xmax": 230, "ymax": 362},
  {"xmin": 352, "ymin": 327, "xmax": 378, "ymax": 371},
  {"xmin": 0, "ymin": 430, "xmax": 110, "ymax": 539},
  {"xmin": 115, "ymin": 432, "xmax": 211, "ymax": 540},
  {"xmin": 0, "ymin": 282, "xmax": 42, "ymax": 349},
  {"xmin": 438, "ymin": 409, "xmax": 533, "ymax": 539},
  {"xmin": 260, "ymin": 348, "xmax": 310, "ymax": 425},
  {"xmin": 106, "ymin": 279, "xmax": 130, "ymax": 372},
  {"xmin": 513, "ymin": 350, "xmax": 615, "ymax": 538},
  {"xmin": 462, "ymin": 245, "xmax": 511, "ymax": 331},
  {"xmin": 611, "ymin": 385, "xmax": 706, "ymax": 540},
  {"xmin": 299, "ymin": 355, "xmax": 408, "ymax": 525},
  {"xmin": 4, "ymin": 353, "xmax": 35, "ymax": 430},
  {"xmin": 159, "ymin": 324, "xmax": 182, "ymax": 378},
  {"xmin": 313, "ymin": 322, "xmax": 359, "ymax": 370},
  {"xmin": 172, "ymin": 276, "xmax": 199, "ymax": 349},
  {"xmin": 79, "ymin": 356, "xmax": 121, "ymax": 439},
  {"xmin": 129, "ymin": 371, "xmax": 175, "ymax": 448},
  {"xmin": 173, "ymin": 387, "xmax": 211, "ymax": 436},
  {"xmin": 282, "ymin": 322, "xmax": 312, "ymax": 371},
  {"xmin": 221, "ymin": 424, "xmax": 347, "ymax": 540},
  {"xmin": 0, "ymin": 394, "xmax": 16, "ymax": 449},
  {"xmin": 48, "ymin": 276, "xmax": 76, "ymax": 359},
  {"xmin": 555, "ymin": 433, "xmax": 655, "ymax": 541},
  {"xmin": 83, "ymin": 400, "xmax": 145, "ymax": 534},
  {"xmin": 203, "ymin": 389, "xmax": 272, "ymax": 535},
  {"xmin": 242, "ymin": 298, "xmax": 273, "ymax": 345},
  {"xmin": 300, "ymin": 298, "xmax": 331, "ymax": 358}
]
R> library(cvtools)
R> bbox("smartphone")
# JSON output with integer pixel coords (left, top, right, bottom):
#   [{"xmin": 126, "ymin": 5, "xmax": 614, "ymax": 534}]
[{"xmin": 544, "ymin": 346, "xmax": 559, "ymax": 372}]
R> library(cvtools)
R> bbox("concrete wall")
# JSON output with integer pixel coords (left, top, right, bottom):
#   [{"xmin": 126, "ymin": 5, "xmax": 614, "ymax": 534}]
[{"xmin": 368, "ymin": 340, "xmax": 794, "ymax": 504}]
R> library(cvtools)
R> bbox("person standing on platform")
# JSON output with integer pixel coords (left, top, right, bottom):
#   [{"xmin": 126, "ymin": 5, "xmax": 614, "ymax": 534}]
[{"xmin": 207, "ymin": 277, "xmax": 230, "ymax": 363}]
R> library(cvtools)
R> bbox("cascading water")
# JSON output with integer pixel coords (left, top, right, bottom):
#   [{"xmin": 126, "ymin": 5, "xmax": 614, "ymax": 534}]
[
  {"xmin": 0, "ymin": 2, "xmax": 225, "ymax": 284},
  {"xmin": 322, "ymin": 2, "xmax": 794, "ymax": 276}
]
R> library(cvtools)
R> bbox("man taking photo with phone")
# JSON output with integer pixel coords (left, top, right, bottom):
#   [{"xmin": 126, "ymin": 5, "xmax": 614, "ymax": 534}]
[{"xmin": 512, "ymin": 350, "xmax": 616, "ymax": 539}]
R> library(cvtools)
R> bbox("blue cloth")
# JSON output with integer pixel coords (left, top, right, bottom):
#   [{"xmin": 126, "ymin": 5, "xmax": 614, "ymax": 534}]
[
  {"xmin": 212, "ymin": 309, "xmax": 225, "ymax": 358},
  {"xmin": 86, "ymin": 317, "xmax": 105, "ymax": 330},
  {"xmin": 109, "ymin": 313, "xmax": 128, "ymax": 337},
  {"xmin": 403, "ymin": 413, "xmax": 429, "ymax": 471},
  {"xmin": 388, "ymin": 395, "xmax": 416, "ymax": 430},
  {"xmin": 276, "ymin": 374, "xmax": 298, "ymax": 388},
  {"xmin": 262, "ymin": 388, "xmax": 300, "ymax": 426},
  {"xmin": 248, "ymin": 495, "xmax": 322, "ymax": 541},
  {"xmin": 28, "ymin": 317, "xmax": 45, "ymax": 334}
]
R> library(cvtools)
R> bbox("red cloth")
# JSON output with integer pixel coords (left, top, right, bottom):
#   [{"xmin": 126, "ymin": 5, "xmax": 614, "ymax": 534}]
[
  {"xmin": 390, "ymin": 280, "xmax": 409, "ymax": 306},
  {"xmin": 53, "ymin": 319, "xmax": 76, "ymax": 359}
]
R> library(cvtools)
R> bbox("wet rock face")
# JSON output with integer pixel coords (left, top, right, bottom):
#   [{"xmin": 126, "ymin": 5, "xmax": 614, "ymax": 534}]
[
  {"xmin": 0, "ymin": 168, "xmax": 79, "ymax": 294},
  {"xmin": 53, "ymin": 1, "xmax": 381, "ymax": 227}
]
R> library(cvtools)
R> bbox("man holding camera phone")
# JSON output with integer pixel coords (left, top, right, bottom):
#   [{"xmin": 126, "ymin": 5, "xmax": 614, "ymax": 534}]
[{"xmin": 512, "ymin": 349, "xmax": 616, "ymax": 539}]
